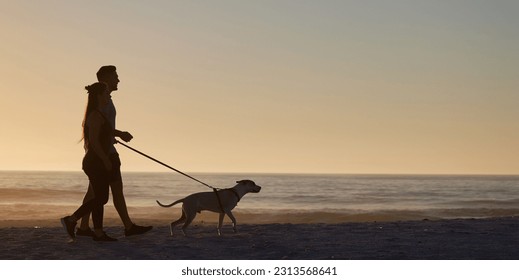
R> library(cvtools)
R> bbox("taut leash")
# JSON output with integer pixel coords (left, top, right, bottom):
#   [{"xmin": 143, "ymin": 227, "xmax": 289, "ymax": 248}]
[{"xmin": 115, "ymin": 140, "xmax": 219, "ymax": 191}]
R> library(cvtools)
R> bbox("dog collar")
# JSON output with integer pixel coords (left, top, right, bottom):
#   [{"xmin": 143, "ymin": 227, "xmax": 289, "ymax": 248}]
[{"xmin": 229, "ymin": 188, "xmax": 241, "ymax": 202}]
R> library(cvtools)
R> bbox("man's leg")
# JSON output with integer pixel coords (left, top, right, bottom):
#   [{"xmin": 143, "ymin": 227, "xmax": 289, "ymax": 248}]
[
  {"xmin": 109, "ymin": 153, "xmax": 152, "ymax": 236},
  {"xmin": 110, "ymin": 179, "xmax": 134, "ymax": 230}
]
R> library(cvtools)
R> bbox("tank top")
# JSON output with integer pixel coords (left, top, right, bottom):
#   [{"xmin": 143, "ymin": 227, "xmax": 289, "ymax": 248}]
[{"xmin": 103, "ymin": 98, "xmax": 117, "ymax": 154}]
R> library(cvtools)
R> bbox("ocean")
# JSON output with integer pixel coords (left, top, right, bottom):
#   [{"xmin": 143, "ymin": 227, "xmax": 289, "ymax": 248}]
[{"xmin": 1, "ymin": 171, "xmax": 519, "ymax": 224}]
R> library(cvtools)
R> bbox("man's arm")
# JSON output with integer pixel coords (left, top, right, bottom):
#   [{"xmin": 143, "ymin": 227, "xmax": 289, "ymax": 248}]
[{"xmin": 115, "ymin": 129, "xmax": 133, "ymax": 142}]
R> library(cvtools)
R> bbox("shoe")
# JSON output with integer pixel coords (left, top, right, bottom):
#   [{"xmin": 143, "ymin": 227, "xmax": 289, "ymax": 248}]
[
  {"xmin": 76, "ymin": 227, "xmax": 95, "ymax": 237},
  {"xmin": 93, "ymin": 232, "xmax": 118, "ymax": 242},
  {"xmin": 125, "ymin": 224, "xmax": 153, "ymax": 237},
  {"xmin": 60, "ymin": 216, "xmax": 77, "ymax": 240}
]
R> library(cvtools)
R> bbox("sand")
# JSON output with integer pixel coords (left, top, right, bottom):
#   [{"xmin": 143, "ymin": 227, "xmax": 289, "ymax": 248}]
[{"xmin": 1, "ymin": 216, "xmax": 519, "ymax": 260}]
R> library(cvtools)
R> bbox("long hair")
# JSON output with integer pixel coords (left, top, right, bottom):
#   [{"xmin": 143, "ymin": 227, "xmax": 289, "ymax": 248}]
[{"xmin": 81, "ymin": 82, "xmax": 108, "ymax": 150}]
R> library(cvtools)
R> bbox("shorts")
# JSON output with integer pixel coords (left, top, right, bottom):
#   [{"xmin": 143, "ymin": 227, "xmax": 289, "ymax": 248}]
[
  {"xmin": 82, "ymin": 152, "xmax": 122, "ymax": 183},
  {"xmin": 109, "ymin": 153, "xmax": 122, "ymax": 183}
]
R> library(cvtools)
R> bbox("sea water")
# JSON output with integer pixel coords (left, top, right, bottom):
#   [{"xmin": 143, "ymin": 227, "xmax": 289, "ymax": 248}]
[{"xmin": 1, "ymin": 171, "xmax": 518, "ymax": 223}]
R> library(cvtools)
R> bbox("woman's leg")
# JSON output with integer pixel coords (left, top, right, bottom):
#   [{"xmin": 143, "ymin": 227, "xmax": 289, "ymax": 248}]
[
  {"xmin": 78, "ymin": 182, "xmax": 94, "ymax": 230},
  {"xmin": 71, "ymin": 195, "xmax": 97, "ymax": 221},
  {"xmin": 88, "ymin": 170, "xmax": 110, "ymax": 233}
]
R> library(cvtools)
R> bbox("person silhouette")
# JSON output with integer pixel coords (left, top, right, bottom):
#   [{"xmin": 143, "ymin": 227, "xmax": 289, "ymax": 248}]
[
  {"xmin": 75, "ymin": 65, "xmax": 152, "ymax": 237},
  {"xmin": 61, "ymin": 82, "xmax": 117, "ymax": 241}
]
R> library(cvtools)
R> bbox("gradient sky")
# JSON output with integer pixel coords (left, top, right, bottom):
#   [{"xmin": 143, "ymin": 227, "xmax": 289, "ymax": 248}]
[{"xmin": 1, "ymin": 1, "xmax": 518, "ymax": 174}]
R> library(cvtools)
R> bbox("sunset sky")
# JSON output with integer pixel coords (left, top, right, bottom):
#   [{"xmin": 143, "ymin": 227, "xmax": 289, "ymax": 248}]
[{"xmin": 1, "ymin": 1, "xmax": 517, "ymax": 174}]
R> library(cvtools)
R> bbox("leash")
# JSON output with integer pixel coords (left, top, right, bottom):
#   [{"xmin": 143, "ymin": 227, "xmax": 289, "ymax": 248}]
[
  {"xmin": 115, "ymin": 140, "xmax": 219, "ymax": 191},
  {"xmin": 115, "ymin": 140, "xmax": 232, "ymax": 213}
]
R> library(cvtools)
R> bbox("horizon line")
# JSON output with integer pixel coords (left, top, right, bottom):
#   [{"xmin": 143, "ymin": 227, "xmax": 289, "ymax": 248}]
[{"xmin": 1, "ymin": 169, "xmax": 518, "ymax": 177}]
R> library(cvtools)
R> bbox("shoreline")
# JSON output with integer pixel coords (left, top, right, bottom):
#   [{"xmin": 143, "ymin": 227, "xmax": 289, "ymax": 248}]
[
  {"xmin": 3, "ymin": 204, "xmax": 519, "ymax": 228},
  {"xmin": 2, "ymin": 216, "xmax": 519, "ymax": 260}
]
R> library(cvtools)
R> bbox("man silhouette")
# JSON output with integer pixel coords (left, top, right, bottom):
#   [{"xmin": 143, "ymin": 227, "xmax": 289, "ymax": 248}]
[{"xmin": 76, "ymin": 65, "xmax": 152, "ymax": 237}]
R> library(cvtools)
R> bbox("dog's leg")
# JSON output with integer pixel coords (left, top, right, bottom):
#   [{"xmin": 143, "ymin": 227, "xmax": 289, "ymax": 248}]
[
  {"xmin": 181, "ymin": 212, "xmax": 196, "ymax": 237},
  {"xmin": 170, "ymin": 211, "xmax": 187, "ymax": 236},
  {"xmin": 217, "ymin": 212, "xmax": 225, "ymax": 236},
  {"xmin": 225, "ymin": 210, "xmax": 238, "ymax": 233}
]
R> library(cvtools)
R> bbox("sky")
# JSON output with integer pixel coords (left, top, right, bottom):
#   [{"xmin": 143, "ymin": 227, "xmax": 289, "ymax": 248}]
[{"xmin": 0, "ymin": 0, "xmax": 518, "ymax": 174}]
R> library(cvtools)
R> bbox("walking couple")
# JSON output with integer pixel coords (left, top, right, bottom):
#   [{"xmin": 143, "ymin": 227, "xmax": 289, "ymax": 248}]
[{"xmin": 61, "ymin": 65, "xmax": 152, "ymax": 242}]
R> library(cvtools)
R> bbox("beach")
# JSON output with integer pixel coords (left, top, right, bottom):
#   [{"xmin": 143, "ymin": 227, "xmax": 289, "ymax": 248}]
[
  {"xmin": 2, "ymin": 216, "xmax": 519, "ymax": 260},
  {"xmin": 2, "ymin": 172, "xmax": 519, "ymax": 260}
]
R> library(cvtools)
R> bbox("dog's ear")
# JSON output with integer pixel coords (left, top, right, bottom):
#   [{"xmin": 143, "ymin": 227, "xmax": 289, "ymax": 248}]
[{"xmin": 236, "ymin": 180, "xmax": 244, "ymax": 184}]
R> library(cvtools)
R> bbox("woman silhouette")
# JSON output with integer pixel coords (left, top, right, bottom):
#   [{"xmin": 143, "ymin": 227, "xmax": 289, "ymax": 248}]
[{"xmin": 61, "ymin": 82, "xmax": 117, "ymax": 241}]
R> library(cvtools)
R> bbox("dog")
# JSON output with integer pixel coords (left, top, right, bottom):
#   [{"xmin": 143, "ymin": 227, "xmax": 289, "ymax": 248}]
[{"xmin": 156, "ymin": 179, "xmax": 261, "ymax": 236}]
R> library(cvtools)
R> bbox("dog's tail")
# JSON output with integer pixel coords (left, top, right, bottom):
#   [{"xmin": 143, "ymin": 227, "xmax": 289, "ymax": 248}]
[{"xmin": 156, "ymin": 199, "xmax": 183, "ymax": 208}]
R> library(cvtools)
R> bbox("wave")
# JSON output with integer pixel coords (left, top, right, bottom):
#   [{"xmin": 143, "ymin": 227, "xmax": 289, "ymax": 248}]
[{"xmin": 2, "ymin": 172, "xmax": 519, "ymax": 226}]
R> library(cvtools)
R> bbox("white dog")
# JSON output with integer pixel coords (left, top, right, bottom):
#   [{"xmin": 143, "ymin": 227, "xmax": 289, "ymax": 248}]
[{"xmin": 156, "ymin": 180, "xmax": 261, "ymax": 236}]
